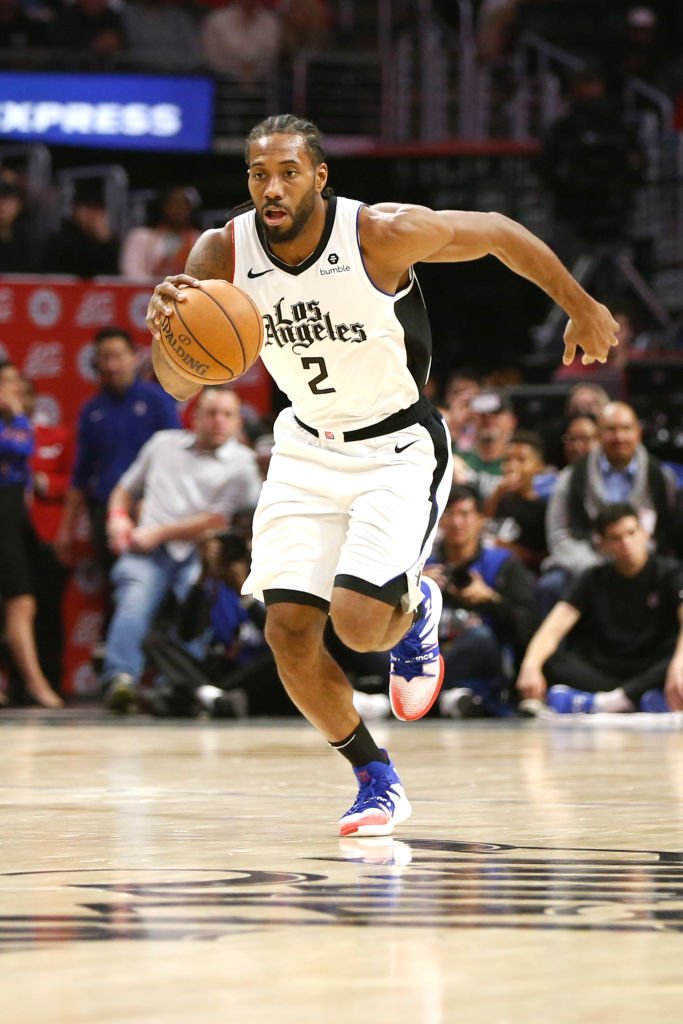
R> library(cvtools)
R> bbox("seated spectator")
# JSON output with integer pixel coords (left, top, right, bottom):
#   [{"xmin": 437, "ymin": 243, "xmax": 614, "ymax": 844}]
[
  {"xmin": 539, "ymin": 400, "xmax": 679, "ymax": 614},
  {"xmin": 142, "ymin": 531, "xmax": 269, "ymax": 718},
  {"xmin": 120, "ymin": 185, "xmax": 201, "ymax": 279},
  {"xmin": 485, "ymin": 430, "xmax": 550, "ymax": 573},
  {"xmin": 281, "ymin": 0, "xmax": 329, "ymax": 56},
  {"xmin": 200, "ymin": 0, "xmax": 283, "ymax": 84},
  {"xmin": 538, "ymin": 381, "xmax": 608, "ymax": 469},
  {"xmin": 0, "ymin": 179, "xmax": 37, "ymax": 272},
  {"xmin": 122, "ymin": 0, "xmax": 201, "ymax": 73},
  {"xmin": 0, "ymin": 0, "xmax": 49, "ymax": 51},
  {"xmin": 442, "ymin": 368, "xmax": 481, "ymax": 455},
  {"xmin": 101, "ymin": 386, "xmax": 262, "ymax": 712},
  {"xmin": 559, "ymin": 411, "xmax": 599, "ymax": 468},
  {"xmin": 517, "ymin": 502, "xmax": 683, "ymax": 714},
  {"xmin": 55, "ymin": 327, "xmax": 180, "ymax": 578},
  {"xmin": 426, "ymin": 484, "xmax": 537, "ymax": 718},
  {"xmin": 44, "ymin": 181, "xmax": 120, "ymax": 278},
  {"xmin": 455, "ymin": 388, "xmax": 517, "ymax": 499},
  {"xmin": 0, "ymin": 361, "xmax": 62, "ymax": 708},
  {"xmin": 50, "ymin": 0, "xmax": 124, "ymax": 63}
]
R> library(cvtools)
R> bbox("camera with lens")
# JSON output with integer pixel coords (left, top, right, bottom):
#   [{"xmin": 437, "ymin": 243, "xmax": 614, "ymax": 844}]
[{"xmin": 449, "ymin": 566, "xmax": 473, "ymax": 589}]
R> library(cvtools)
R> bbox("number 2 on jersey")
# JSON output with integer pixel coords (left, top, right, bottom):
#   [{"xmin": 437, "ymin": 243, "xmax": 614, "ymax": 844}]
[{"xmin": 301, "ymin": 356, "xmax": 336, "ymax": 395}]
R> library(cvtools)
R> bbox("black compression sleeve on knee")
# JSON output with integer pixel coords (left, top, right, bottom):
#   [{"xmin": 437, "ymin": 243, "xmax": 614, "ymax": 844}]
[{"xmin": 330, "ymin": 720, "xmax": 389, "ymax": 767}]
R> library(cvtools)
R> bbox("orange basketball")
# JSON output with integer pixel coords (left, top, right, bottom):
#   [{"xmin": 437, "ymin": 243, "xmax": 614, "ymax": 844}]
[{"xmin": 158, "ymin": 279, "xmax": 264, "ymax": 385}]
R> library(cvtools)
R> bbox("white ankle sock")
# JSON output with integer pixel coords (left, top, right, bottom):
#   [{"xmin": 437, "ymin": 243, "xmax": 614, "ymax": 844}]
[{"xmin": 592, "ymin": 688, "xmax": 636, "ymax": 713}]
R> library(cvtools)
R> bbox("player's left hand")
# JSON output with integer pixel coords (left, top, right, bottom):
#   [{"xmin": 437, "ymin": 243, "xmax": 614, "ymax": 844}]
[{"xmin": 562, "ymin": 301, "xmax": 620, "ymax": 366}]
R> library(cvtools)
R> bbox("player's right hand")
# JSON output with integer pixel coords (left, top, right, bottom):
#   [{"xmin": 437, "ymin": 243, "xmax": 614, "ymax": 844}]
[
  {"xmin": 562, "ymin": 301, "xmax": 619, "ymax": 366},
  {"xmin": 145, "ymin": 274, "xmax": 201, "ymax": 341}
]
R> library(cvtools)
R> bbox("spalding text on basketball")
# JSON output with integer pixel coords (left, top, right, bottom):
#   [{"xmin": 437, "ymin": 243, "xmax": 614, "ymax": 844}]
[
  {"xmin": 263, "ymin": 298, "xmax": 366, "ymax": 355},
  {"xmin": 161, "ymin": 317, "xmax": 210, "ymax": 376}
]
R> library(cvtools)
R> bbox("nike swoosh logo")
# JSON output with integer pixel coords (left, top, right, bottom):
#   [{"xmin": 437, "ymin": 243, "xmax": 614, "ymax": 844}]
[
  {"xmin": 395, "ymin": 440, "xmax": 418, "ymax": 454},
  {"xmin": 247, "ymin": 268, "xmax": 274, "ymax": 279}
]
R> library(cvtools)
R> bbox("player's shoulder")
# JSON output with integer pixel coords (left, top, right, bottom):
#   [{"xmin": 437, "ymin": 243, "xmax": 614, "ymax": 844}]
[
  {"xmin": 358, "ymin": 200, "xmax": 437, "ymax": 249},
  {"xmin": 185, "ymin": 224, "xmax": 234, "ymax": 281}
]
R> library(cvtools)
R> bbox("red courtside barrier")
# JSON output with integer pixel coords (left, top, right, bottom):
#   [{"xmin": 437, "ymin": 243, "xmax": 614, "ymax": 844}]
[{"xmin": 0, "ymin": 275, "xmax": 272, "ymax": 697}]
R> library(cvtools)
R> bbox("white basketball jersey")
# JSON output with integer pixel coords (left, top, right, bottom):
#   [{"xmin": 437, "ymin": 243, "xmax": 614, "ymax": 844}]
[{"xmin": 231, "ymin": 196, "xmax": 432, "ymax": 433}]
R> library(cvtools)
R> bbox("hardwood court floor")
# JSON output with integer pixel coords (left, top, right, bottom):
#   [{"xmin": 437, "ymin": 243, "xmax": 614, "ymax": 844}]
[{"xmin": 1, "ymin": 711, "xmax": 683, "ymax": 1024}]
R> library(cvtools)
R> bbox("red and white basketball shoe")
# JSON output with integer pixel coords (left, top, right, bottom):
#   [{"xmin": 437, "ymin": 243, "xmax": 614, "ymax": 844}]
[{"xmin": 389, "ymin": 576, "xmax": 444, "ymax": 721}]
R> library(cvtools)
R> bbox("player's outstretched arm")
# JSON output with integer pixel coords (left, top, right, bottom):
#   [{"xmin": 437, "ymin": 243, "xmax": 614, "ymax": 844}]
[{"xmin": 361, "ymin": 204, "xmax": 619, "ymax": 367}]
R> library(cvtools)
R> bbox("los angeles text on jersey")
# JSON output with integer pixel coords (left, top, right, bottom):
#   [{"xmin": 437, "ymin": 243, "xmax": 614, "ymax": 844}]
[{"xmin": 263, "ymin": 298, "xmax": 367, "ymax": 354}]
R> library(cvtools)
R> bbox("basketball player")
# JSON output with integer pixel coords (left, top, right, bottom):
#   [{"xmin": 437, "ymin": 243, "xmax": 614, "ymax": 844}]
[{"xmin": 146, "ymin": 114, "xmax": 619, "ymax": 837}]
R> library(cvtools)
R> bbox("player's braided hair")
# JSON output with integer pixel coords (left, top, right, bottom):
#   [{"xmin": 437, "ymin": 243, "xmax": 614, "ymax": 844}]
[{"xmin": 244, "ymin": 114, "xmax": 326, "ymax": 167}]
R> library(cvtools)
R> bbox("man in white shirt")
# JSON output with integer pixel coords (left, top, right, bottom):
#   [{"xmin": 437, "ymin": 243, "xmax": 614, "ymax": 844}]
[{"xmin": 101, "ymin": 387, "xmax": 261, "ymax": 712}]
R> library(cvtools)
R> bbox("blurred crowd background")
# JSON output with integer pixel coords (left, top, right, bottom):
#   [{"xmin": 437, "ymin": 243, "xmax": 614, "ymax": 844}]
[{"xmin": 2, "ymin": 0, "xmax": 683, "ymax": 718}]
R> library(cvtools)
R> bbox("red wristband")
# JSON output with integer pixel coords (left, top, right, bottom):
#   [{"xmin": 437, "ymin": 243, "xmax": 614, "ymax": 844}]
[{"xmin": 107, "ymin": 509, "xmax": 130, "ymax": 520}]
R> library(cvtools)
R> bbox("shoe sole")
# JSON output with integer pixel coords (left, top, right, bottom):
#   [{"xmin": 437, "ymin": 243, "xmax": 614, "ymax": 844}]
[
  {"xmin": 389, "ymin": 655, "xmax": 445, "ymax": 721},
  {"xmin": 105, "ymin": 687, "xmax": 135, "ymax": 715},
  {"xmin": 338, "ymin": 797, "xmax": 413, "ymax": 838}
]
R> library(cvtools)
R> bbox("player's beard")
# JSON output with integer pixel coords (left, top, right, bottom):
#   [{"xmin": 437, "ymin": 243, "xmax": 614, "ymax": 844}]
[{"xmin": 259, "ymin": 184, "xmax": 318, "ymax": 245}]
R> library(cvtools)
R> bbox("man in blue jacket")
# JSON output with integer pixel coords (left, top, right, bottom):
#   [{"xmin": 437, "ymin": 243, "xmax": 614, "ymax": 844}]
[{"xmin": 55, "ymin": 326, "xmax": 180, "ymax": 572}]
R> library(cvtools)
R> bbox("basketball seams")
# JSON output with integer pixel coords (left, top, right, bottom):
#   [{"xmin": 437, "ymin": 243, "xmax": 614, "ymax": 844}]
[
  {"xmin": 171, "ymin": 293, "xmax": 236, "ymax": 378},
  {"xmin": 160, "ymin": 280, "xmax": 263, "ymax": 386},
  {"xmin": 198, "ymin": 287, "xmax": 249, "ymax": 375}
]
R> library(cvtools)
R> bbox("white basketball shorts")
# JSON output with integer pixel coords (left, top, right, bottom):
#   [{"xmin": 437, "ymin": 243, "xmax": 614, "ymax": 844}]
[{"xmin": 242, "ymin": 406, "xmax": 453, "ymax": 612}]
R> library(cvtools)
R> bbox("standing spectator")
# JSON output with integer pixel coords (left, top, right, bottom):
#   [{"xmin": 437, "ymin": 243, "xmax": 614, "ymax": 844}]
[
  {"xmin": 199, "ymin": 0, "xmax": 282, "ymax": 84},
  {"xmin": 517, "ymin": 503, "xmax": 683, "ymax": 714},
  {"xmin": 0, "ymin": 179, "xmax": 37, "ymax": 272},
  {"xmin": 21, "ymin": 376, "xmax": 74, "ymax": 694},
  {"xmin": 101, "ymin": 387, "xmax": 262, "ymax": 712},
  {"xmin": 605, "ymin": 6, "xmax": 665, "ymax": 92},
  {"xmin": 55, "ymin": 327, "xmax": 180, "ymax": 575},
  {"xmin": 44, "ymin": 182, "xmax": 120, "ymax": 278},
  {"xmin": 122, "ymin": 0, "xmax": 201, "ymax": 73},
  {"xmin": 426, "ymin": 484, "xmax": 537, "ymax": 718},
  {"xmin": 50, "ymin": 0, "xmax": 124, "ymax": 63},
  {"xmin": 120, "ymin": 186, "xmax": 201, "ymax": 280},
  {"xmin": 485, "ymin": 430, "xmax": 549, "ymax": 572},
  {"xmin": 539, "ymin": 401, "xmax": 678, "ymax": 614},
  {"xmin": 539, "ymin": 65, "xmax": 646, "ymax": 261},
  {"xmin": 0, "ymin": 361, "xmax": 62, "ymax": 708},
  {"xmin": 455, "ymin": 388, "xmax": 517, "ymax": 499}
]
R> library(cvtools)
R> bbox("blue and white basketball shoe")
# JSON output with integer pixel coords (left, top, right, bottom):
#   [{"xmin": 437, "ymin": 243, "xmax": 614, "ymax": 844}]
[
  {"xmin": 639, "ymin": 689, "xmax": 671, "ymax": 713},
  {"xmin": 338, "ymin": 754, "xmax": 412, "ymax": 837},
  {"xmin": 546, "ymin": 684, "xmax": 595, "ymax": 714},
  {"xmin": 389, "ymin": 576, "xmax": 444, "ymax": 721}
]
